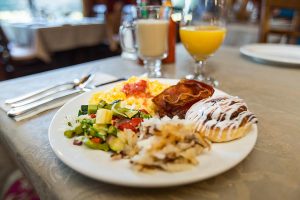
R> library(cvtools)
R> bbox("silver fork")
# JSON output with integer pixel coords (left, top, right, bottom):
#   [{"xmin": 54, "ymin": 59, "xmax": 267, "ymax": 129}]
[
  {"xmin": 6, "ymin": 74, "xmax": 93, "ymax": 107},
  {"xmin": 7, "ymin": 77, "xmax": 125, "ymax": 118}
]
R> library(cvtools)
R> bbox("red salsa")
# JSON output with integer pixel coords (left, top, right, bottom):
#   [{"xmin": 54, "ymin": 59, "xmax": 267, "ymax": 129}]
[{"xmin": 122, "ymin": 80, "xmax": 151, "ymax": 98}]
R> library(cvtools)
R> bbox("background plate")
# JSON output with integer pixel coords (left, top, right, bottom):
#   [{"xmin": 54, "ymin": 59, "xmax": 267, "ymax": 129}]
[
  {"xmin": 48, "ymin": 78, "xmax": 258, "ymax": 187},
  {"xmin": 240, "ymin": 44, "xmax": 300, "ymax": 66}
]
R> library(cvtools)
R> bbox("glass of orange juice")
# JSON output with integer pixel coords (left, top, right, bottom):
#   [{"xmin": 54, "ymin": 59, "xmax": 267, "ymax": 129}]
[{"xmin": 180, "ymin": 0, "xmax": 226, "ymax": 86}]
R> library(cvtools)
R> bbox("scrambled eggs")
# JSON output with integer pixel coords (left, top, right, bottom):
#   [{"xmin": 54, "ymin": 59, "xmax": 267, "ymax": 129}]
[{"xmin": 89, "ymin": 77, "xmax": 169, "ymax": 115}]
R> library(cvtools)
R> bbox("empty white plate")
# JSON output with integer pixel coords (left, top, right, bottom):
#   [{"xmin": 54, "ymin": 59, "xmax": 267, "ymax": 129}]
[{"xmin": 240, "ymin": 44, "xmax": 300, "ymax": 66}]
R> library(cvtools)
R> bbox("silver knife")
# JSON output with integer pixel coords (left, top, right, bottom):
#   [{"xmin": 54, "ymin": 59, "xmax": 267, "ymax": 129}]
[
  {"xmin": 9, "ymin": 74, "xmax": 95, "ymax": 108},
  {"xmin": 7, "ymin": 89, "xmax": 82, "ymax": 117},
  {"xmin": 5, "ymin": 74, "xmax": 93, "ymax": 105},
  {"xmin": 7, "ymin": 78, "xmax": 126, "ymax": 118}
]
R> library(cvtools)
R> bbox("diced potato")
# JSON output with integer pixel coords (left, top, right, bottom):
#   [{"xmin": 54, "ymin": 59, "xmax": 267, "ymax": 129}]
[{"xmin": 96, "ymin": 109, "xmax": 113, "ymax": 124}]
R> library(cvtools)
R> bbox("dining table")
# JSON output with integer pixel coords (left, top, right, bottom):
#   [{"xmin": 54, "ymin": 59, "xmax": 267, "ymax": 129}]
[
  {"xmin": 2, "ymin": 18, "xmax": 107, "ymax": 62},
  {"xmin": 0, "ymin": 44, "xmax": 299, "ymax": 200}
]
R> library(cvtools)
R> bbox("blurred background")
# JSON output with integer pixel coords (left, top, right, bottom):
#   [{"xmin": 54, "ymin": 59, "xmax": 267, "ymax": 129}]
[
  {"xmin": 0, "ymin": 0, "xmax": 299, "ymax": 199},
  {"xmin": 0, "ymin": 0, "xmax": 299, "ymax": 81}
]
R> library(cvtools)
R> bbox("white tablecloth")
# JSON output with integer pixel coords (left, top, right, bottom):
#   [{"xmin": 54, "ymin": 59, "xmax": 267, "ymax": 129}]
[
  {"xmin": 0, "ymin": 45, "xmax": 299, "ymax": 200},
  {"xmin": 2, "ymin": 19, "xmax": 107, "ymax": 62}
]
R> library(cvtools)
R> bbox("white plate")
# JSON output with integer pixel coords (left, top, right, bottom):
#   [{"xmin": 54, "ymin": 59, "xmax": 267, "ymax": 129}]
[
  {"xmin": 240, "ymin": 43, "xmax": 300, "ymax": 66},
  {"xmin": 49, "ymin": 79, "xmax": 257, "ymax": 187}
]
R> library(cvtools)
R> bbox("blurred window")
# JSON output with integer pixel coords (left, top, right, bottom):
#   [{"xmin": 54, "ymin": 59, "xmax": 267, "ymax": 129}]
[
  {"xmin": 33, "ymin": 0, "xmax": 83, "ymax": 20},
  {"xmin": 0, "ymin": 0, "xmax": 30, "ymax": 21},
  {"xmin": 0, "ymin": 0, "xmax": 83, "ymax": 21},
  {"xmin": 0, "ymin": 0, "xmax": 28, "ymax": 11}
]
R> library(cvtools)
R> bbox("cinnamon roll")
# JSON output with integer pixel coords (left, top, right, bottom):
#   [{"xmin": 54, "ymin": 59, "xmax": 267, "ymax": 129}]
[{"xmin": 185, "ymin": 96, "xmax": 257, "ymax": 142}]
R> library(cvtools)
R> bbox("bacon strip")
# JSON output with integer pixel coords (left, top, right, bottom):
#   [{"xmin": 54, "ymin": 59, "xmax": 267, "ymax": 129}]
[{"xmin": 152, "ymin": 80, "xmax": 214, "ymax": 118}]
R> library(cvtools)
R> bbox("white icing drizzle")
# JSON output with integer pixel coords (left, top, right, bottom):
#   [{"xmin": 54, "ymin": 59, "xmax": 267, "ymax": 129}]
[{"xmin": 185, "ymin": 95, "xmax": 258, "ymax": 139}]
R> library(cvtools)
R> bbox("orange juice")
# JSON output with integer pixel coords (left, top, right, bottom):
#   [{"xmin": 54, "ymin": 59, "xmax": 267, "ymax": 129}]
[{"xmin": 180, "ymin": 26, "xmax": 226, "ymax": 61}]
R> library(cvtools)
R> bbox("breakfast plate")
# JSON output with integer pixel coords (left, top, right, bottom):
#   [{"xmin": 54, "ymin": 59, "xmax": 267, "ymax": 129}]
[
  {"xmin": 240, "ymin": 43, "xmax": 300, "ymax": 66},
  {"xmin": 48, "ymin": 78, "xmax": 257, "ymax": 187}
]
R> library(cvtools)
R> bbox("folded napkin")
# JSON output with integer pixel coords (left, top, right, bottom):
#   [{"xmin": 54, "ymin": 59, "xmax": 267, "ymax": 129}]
[{"xmin": 1, "ymin": 73, "xmax": 117, "ymax": 122}]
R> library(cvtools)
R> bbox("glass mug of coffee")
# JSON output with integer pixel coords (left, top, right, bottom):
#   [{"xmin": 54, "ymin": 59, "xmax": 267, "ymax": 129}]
[{"xmin": 120, "ymin": 6, "xmax": 171, "ymax": 78}]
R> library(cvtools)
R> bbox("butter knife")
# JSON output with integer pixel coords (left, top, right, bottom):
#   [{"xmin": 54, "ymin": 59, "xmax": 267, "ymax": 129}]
[
  {"xmin": 7, "ymin": 78, "xmax": 126, "ymax": 118},
  {"xmin": 5, "ymin": 74, "xmax": 93, "ymax": 105}
]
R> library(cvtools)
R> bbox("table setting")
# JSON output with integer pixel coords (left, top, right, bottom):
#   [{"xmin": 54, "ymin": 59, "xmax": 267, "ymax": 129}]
[
  {"xmin": 0, "ymin": 1, "xmax": 300, "ymax": 200},
  {"xmin": 3, "ymin": 73, "xmax": 125, "ymax": 121}
]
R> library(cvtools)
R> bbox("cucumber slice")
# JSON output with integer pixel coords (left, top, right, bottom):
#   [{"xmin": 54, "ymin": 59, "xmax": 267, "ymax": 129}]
[
  {"xmin": 88, "ymin": 105, "xmax": 98, "ymax": 114},
  {"xmin": 78, "ymin": 110, "xmax": 84, "ymax": 116},
  {"xmin": 78, "ymin": 105, "xmax": 88, "ymax": 116},
  {"xmin": 83, "ymin": 138, "xmax": 109, "ymax": 151},
  {"xmin": 81, "ymin": 105, "xmax": 88, "ymax": 112},
  {"xmin": 89, "ymin": 127, "xmax": 97, "ymax": 136},
  {"xmin": 74, "ymin": 125, "xmax": 83, "ymax": 135},
  {"xmin": 88, "ymin": 127, "xmax": 106, "ymax": 140},
  {"xmin": 97, "ymin": 100, "xmax": 107, "ymax": 109},
  {"xmin": 95, "ymin": 132, "xmax": 106, "ymax": 141},
  {"xmin": 64, "ymin": 130, "xmax": 75, "ymax": 138},
  {"xmin": 107, "ymin": 136, "xmax": 125, "ymax": 153},
  {"xmin": 107, "ymin": 125, "xmax": 117, "ymax": 135},
  {"xmin": 93, "ymin": 124, "xmax": 108, "ymax": 132}
]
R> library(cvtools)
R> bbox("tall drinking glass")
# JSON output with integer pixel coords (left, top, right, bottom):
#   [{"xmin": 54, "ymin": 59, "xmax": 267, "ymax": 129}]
[
  {"xmin": 180, "ymin": 0, "xmax": 226, "ymax": 86},
  {"xmin": 120, "ymin": 6, "xmax": 171, "ymax": 77}
]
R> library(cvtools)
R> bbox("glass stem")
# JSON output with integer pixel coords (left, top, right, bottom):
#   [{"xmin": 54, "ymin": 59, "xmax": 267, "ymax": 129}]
[
  {"xmin": 143, "ymin": 59, "xmax": 162, "ymax": 78},
  {"xmin": 194, "ymin": 60, "xmax": 206, "ymax": 77}
]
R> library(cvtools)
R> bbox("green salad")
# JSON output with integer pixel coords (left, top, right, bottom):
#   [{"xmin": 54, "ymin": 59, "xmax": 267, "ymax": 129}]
[{"xmin": 64, "ymin": 100, "xmax": 151, "ymax": 154}]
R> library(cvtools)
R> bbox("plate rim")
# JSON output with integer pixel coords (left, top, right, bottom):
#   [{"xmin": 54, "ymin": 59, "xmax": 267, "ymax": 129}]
[
  {"xmin": 240, "ymin": 43, "xmax": 300, "ymax": 66},
  {"xmin": 48, "ymin": 78, "xmax": 258, "ymax": 187}
]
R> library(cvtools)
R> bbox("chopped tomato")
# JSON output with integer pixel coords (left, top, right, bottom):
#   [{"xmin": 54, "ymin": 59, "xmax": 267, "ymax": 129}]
[
  {"xmin": 117, "ymin": 118, "xmax": 143, "ymax": 132},
  {"xmin": 122, "ymin": 80, "xmax": 150, "ymax": 97},
  {"xmin": 118, "ymin": 122, "xmax": 136, "ymax": 132},
  {"xmin": 91, "ymin": 137, "xmax": 101, "ymax": 143},
  {"xmin": 90, "ymin": 114, "xmax": 96, "ymax": 118},
  {"xmin": 130, "ymin": 118, "xmax": 143, "ymax": 127}
]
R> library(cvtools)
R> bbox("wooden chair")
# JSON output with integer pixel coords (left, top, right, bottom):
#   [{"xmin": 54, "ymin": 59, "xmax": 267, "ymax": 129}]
[
  {"xmin": 0, "ymin": 27, "xmax": 48, "ymax": 80},
  {"xmin": 236, "ymin": 0, "xmax": 252, "ymax": 21},
  {"xmin": 0, "ymin": 27, "xmax": 12, "ymax": 80},
  {"xmin": 259, "ymin": 0, "xmax": 300, "ymax": 44}
]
